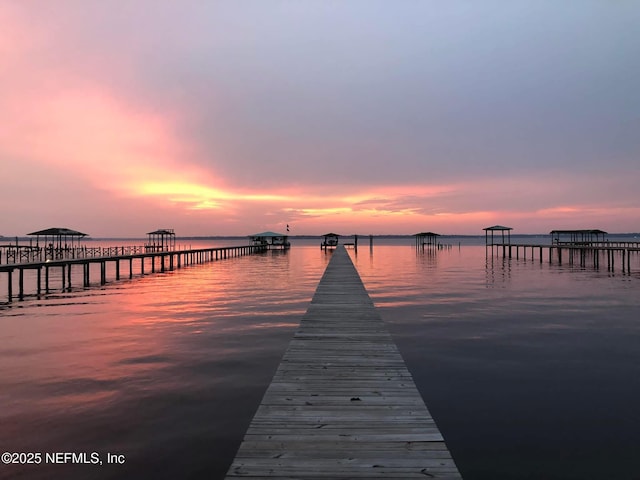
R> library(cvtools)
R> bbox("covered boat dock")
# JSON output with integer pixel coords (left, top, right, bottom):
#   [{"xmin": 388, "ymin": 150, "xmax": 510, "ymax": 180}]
[{"xmin": 249, "ymin": 231, "xmax": 290, "ymax": 250}]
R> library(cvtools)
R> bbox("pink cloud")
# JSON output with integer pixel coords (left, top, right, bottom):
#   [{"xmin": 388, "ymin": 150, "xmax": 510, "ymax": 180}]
[{"xmin": 2, "ymin": 3, "xmax": 639, "ymax": 236}]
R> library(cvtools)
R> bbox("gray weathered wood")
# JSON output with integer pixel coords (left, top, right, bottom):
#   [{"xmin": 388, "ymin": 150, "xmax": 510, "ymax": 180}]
[{"xmin": 226, "ymin": 245, "xmax": 462, "ymax": 479}]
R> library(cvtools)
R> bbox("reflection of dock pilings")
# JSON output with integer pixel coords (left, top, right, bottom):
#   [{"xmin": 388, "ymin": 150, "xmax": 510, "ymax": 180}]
[
  {"xmin": 485, "ymin": 252, "xmax": 512, "ymax": 286},
  {"xmin": 0, "ymin": 244, "xmax": 264, "ymax": 303},
  {"xmin": 485, "ymin": 242, "xmax": 639, "ymax": 274}
]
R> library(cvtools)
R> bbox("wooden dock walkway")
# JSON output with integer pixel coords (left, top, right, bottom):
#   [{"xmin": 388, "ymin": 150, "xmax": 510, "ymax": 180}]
[{"xmin": 226, "ymin": 246, "xmax": 462, "ymax": 479}]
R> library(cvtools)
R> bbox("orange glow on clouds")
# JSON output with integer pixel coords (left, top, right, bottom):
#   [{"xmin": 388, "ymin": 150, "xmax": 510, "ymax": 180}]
[
  {"xmin": 537, "ymin": 206, "xmax": 582, "ymax": 216},
  {"xmin": 3, "ymin": 54, "xmax": 636, "ymax": 235},
  {"xmin": 136, "ymin": 179, "xmax": 457, "ymax": 219},
  {"xmin": 137, "ymin": 181, "xmax": 299, "ymax": 212}
]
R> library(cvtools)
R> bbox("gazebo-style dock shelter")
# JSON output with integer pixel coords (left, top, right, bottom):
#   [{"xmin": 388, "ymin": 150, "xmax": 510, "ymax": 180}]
[
  {"xmin": 550, "ymin": 229, "xmax": 607, "ymax": 245},
  {"xmin": 145, "ymin": 229, "xmax": 176, "ymax": 252},
  {"xmin": 483, "ymin": 225, "xmax": 513, "ymax": 246},
  {"xmin": 249, "ymin": 231, "xmax": 290, "ymax": 250},
  {"xmin": 28, "ymin": 227, "xmax": 88, "ymax": 249},
  {"xmin": 26, "ymin": 227, "xmax": 88, "ymax": 261},
  {"xmin": 321, "ymin": 233, "xmax": 340, "ymax": 250},
  {"xmin": 414, "ymin": 231, "xmax": 440, "ymax": 249}
]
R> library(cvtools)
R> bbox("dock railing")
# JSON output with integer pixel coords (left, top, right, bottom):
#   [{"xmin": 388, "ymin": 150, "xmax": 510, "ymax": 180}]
[{"xmin": 0, "ymin": 245, "xmax": 159, "ymax": 265}]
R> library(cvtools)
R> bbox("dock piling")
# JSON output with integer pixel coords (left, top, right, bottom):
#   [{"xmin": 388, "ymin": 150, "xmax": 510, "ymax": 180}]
[{"xmin": 1, "ymin": 244, "xmax": 268, "ymax": 303}]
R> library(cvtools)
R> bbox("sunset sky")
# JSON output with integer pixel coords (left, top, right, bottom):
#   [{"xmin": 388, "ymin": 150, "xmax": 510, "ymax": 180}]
[{"xmin": 2, "ymin": 1, "xmax": 639, "ymax": 237}]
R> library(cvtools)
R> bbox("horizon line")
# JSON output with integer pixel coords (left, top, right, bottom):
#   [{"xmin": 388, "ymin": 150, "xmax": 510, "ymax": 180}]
[{"xmin": 4, "ymin": 232, "xmax": 640, "ymax": 241}]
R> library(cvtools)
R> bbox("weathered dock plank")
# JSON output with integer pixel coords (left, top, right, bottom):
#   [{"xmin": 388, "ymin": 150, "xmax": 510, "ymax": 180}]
[{"xmin": 225, "ymin": 246, "xmax": 461, "ymax": 479}]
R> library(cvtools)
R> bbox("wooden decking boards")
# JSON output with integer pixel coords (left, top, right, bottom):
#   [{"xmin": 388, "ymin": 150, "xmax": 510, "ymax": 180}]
[{"xmin": 225, "ymin": 246, "xmax": 462, "ymax": 479}]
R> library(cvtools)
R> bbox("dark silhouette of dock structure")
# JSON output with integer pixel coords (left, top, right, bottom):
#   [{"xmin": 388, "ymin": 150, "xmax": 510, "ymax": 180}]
[
  {"xmin": 145, "ymin": 228, "xmax": 176, "ymax": 252},
  {"xmin": 249, "ymin": 231, "xmax": 291, "ymax": 250},
  {"xmin": 484, "ymin": 227, "xmax": 640, "ymax": 273},
  {"xmin": 225, "ymin": 245, "xmax": 461, "ymax": 479},
  {"xmin": 321, "ymin": 232, "xmax": 340, "ymax": 250},
  {"xmin": 0, "ymin": 226, "xmax": 276, "ymax": 302},
  {"xmin": 0, "ymin": 244, "xmax": 265, "ymax": 303},
  {"xmin": 414, "ymin": 231, "xmax": 451, "ymax": 251}
]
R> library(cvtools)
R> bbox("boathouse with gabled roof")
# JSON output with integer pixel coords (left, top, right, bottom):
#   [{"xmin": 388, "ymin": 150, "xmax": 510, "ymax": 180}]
[
  {"xmin": 248, "ymin": 231, "xmax": 290, "ymax": 250},
  {"xmin": 145, "ymin": 229, "xmax": 176, "ymax": 252},
  {"xmin": 550, "ymin": 229, "xmax": 607, "ymax": 245}
]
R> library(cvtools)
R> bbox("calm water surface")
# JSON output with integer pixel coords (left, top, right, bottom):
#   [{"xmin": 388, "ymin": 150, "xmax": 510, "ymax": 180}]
[{"xmin": 1, "ymin": 239, "xmax": 639, "ymax": 479}]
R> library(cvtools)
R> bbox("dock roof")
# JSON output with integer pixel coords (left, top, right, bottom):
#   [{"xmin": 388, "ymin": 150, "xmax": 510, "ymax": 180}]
[
  {"xmin": 549, "ymin": 229, "xmax": 607, "ymax": 235},
  {"xmin": 27, "ymin": 227, "xmax": 87, "ymax": 237},
  {"xmin": 483, "ymin": 225, "xmax": 513, "ymax": 231},
  {"xmin": 414, "ymin": 232, "xmax": 440, "ymax": 237},
  {"xmin": 249, "ymin": 231, "xmax": 286, "ymax": 238}
]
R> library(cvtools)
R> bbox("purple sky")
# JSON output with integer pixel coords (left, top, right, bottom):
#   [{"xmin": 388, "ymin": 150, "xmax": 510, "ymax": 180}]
[{"xmin": 2, "ymin": 1, "xmax": 639, "ymax": 237}]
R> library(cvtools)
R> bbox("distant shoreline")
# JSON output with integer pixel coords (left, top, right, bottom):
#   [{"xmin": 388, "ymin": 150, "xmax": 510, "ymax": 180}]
[
  {"xmin": 3, "ymin": 233, "xmax": 639, "ymax": 242},
  {"xmin": 55, "ymin": 232, "xmax": 640, "ymax": 241}
]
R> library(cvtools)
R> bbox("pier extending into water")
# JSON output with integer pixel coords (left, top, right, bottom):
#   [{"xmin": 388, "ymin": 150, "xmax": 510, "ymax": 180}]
[
  {"xmin": 486, "ymin": 242, "xmax": 640, "ymax": 273},
  {"xmin": 226, "ymin": 246, "xmax": 461, "ymax": 479},
  {"xmin": 0, "ymin": 244, "xmax": 264, "ymax": 303}
]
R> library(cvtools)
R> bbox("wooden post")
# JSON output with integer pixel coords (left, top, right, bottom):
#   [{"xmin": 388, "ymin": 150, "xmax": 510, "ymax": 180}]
[
  {"xmin": 611, "ymin": 250, "xmax": 615, "ymax": 271},
  {"xmin": 627, "ymin": 249, "xmax": 631, "ymax": 273},
  {"xmin": 7, "ymin": 270, "xmax": 12, "ymax": 302},
  {"xmin": 19, "ymin": 268, "xmax": 24, "ymax": 301},
  {"xmin": 37, "ymin": 267, "xmax": 42, "ymax": 295}
]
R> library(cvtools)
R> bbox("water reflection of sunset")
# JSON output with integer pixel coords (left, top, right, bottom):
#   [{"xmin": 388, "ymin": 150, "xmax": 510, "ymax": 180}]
[
  {"xmin": 2, "ymin": 241, "xmax": 640, "ymax": 479},
  {"xmin": 0, "ymin": 246, "xmax": 329, "ymax": 479}
]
